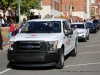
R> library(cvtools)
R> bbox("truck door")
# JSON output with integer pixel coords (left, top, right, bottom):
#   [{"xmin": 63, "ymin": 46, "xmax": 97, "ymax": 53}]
[
  {"xmin": 63, "ymin": 21, "xmax": 71, "ymax": 54},
  {"xmin": 65, "ymin": 21, "xmax": 74, "ymax": 50}
]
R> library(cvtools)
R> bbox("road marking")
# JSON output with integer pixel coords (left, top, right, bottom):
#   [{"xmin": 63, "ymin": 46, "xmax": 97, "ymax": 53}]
[
  {"xmin": 65, "ymin": 62, "xmax": 100, "ymax": 67},
  {"xmin": 86, "ymin": 45, "xmax": 100, "ymax": 47},
  {"xmin": 94, "ymin": 37, "xmax": 100, "ymax": 38},
  {"xmin": 96, "ymin": 35, "xmax": 100, "ymax": 36},
  {"xmin": 78, "ymin": 51, "xmax": 100, "ymax": 54},
  {"xmin": 0, "ymin": 69, "xmax": 11, "ymax": 75},
  {"xmin": 91, "ymin": 41, "xmax": 100, "ymax": 42}
]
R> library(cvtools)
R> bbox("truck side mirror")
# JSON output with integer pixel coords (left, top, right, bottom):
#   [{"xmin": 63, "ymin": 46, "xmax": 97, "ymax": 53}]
[{"xmin": 64, "ymin": 29, "xmax": 73, "ymax": 35}]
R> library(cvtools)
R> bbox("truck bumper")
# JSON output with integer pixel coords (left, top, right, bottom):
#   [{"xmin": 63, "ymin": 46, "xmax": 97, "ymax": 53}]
[
  {"xmin": 7, "ymin": 49, "xmax": 60, "ymax": 67},
  {"xmin": 78, "ymin": 36, "xmax": 85, "ymax": 40},
  {"xmin": 89, "ymin": 28, "xmax": 96, "ymax": 32}
]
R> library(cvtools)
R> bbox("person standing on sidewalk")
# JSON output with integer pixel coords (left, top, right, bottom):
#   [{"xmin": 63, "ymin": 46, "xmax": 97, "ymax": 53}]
[
  {"xmin": 0, "ymin": 17, "xmax": 3, "ymax": 50},
  {"xmin": 8, "ymin": 20, "xmax": 15, "ymax": 39},
  {"xmin": 9, "ymin": 20, "xmax": 15, "ymax": 36}
]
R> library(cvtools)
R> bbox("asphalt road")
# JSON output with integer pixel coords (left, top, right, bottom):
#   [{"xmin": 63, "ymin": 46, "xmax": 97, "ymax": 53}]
[{"xmin": 0, "ymin": 31, "xmax": 100, "ymax": 75}]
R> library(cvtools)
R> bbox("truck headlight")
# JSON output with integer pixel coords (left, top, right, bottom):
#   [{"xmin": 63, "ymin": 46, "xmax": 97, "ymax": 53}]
[
  {"xmin": 79, "ymin": 32, "xmax": 85, "ymax": 34},
  {"xmin": 8, "ymin": 41, "xmax": 14, "ymax": 50},
  {"xmin": 48, "ymin": 41, "xmax": 58, "ymax": 50}
]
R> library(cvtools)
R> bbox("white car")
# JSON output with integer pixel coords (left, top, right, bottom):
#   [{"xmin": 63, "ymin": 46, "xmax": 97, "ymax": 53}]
[
  {"xmin": 71, "ymin": 22, "xmax": 89, "ymax": 42},
  {"xmin": 7, "ymin": 18, "xmax": 78, "ymax": 69}
]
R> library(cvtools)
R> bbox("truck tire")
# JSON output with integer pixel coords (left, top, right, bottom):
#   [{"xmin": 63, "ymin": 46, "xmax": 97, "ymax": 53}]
[
  {"xmin": 55, "ymin": 48, "xmax": 64, "ymax": 69},
  {"xmin": 95, "ymin": 28, "xmax": 98, "ymax": 33},
  {"xmin": 83, "ymin": 37, "xmax": 87, "ymax": 42},
  {"xmin": 70, "ymin": 43, "xmax": 77, "ymax": 56},
  {"xmin": 87, "ymin": 35, "xmax": 89, "ymax": 40},
  {"xmin": 9, "ymin": 62, "xmax": 17, "ymax": 69}
]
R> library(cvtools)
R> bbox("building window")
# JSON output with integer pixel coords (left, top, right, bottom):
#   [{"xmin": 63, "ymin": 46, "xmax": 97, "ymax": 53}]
[
  {"xmin": 91, "ymin": 0, "xmax": 95, "ymax": 4},
  {"xmin": 91, "ymin": 7, "xmax": 95, "ymax": 16}
]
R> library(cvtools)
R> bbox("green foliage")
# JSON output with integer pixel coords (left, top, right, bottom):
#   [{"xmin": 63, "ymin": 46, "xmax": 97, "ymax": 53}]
[
  {"xmin": 23, "ymin": 18, "xmax": 27, "ymax": 23},
  {"xmin": 60, "ymin": 14, "xmax": 64, "ymax": 18},
  {"xmin": 1, "ymin": 0, "xmax": 42, "ymax": 15},
  {"xmin": 45, "ymin": 14, "xmax": 51, "ymax": 18},
  {"xmin": 21, "ymin": 0, "xmax": 42, "ymax": 15}
]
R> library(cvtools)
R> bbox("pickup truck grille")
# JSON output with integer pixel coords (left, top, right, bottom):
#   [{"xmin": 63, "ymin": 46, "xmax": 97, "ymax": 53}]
[{"xmin": 14, "ymin": 41, "xmax": 47, "ymax": 53}]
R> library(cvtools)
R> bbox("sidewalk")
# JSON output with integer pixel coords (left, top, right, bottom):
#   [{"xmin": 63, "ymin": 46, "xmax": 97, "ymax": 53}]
[
  {"xmin": 1, "ymin": 27, "xmax": 9, "ymax": 50},
  {"xmin": 2, "ymin": 37, "xmax": 9, "ymax": 50},
  {"xmin": 3, "ymin": 45, "xmax": 8, "ymax": 50}
]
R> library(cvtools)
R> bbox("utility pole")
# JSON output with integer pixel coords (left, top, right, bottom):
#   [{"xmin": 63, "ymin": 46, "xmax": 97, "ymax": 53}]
[{"xmin": 16, "ymin": 0, "xmax": 21, "ymax": 26}]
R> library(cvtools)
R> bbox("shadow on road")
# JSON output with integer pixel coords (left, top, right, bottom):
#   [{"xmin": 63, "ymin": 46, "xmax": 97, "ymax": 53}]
[
  {"xmin": 7, "ymin": 63, "xmax": 55, "ymax": 70},
  {"xmin": 6, "ymin": 55, "xmax": 70, "ymax": 70},
  {"xmin": 7, "ymin": 63, "xmax": 10, "ymax": 68}
]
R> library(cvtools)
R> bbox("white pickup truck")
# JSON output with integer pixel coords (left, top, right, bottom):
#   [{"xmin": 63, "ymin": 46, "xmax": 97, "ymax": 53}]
[{"xmin": 7, "ymin": 18, "xmax": 78, "ymax": 69}]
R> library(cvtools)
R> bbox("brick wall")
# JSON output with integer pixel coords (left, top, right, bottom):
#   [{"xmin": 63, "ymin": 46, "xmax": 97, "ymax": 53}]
[
  {"xmin": 62, "ymin": 0, "xmax": 87, "ymax": 12},
  {"xmin": 42, "ymin": 0, "xmax": 51, "ymax": 6},
  {"xmin": 42, "ymin": 0, "xmax": 62, "ymax": 12},
  {"xmin": 91, "ymin": 0, "xmax": 99, "ymax": 6}
]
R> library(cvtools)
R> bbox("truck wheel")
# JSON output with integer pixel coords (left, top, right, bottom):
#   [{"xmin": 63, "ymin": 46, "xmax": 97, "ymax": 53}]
[
  {"xmin": 55, "ymin": 48, "xmax": 64, "ymax": 69},
  {"xmin": 83, "ymin": 37, "xmax": 87, "ymax": 42},
  {"xmin": 87, "ymin": 35, "xmax": 89, "ymax": 40},
  {"xmin": 9, "ymin": 62, "xmax": 17, "ymax": 69},
  {"xmin": 70, "ymin": 43, "xmax": 77, "ymax": 56},
  {"xmin": 95, "ymin": 29, "xmax": 97, "ymax": 33}
]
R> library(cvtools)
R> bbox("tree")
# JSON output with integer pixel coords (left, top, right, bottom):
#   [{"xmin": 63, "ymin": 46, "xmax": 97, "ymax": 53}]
[
  {"xmin": 0, "ymin": 0, "xmax": 8, "ymax": 12},
  {"xmin": 45, "ymin": 14, "xmax": 51, "ymax": 18},
  {"xmin": 21, "ymin": 0, "xmax": 42, "ymax": 15},
  {"xmin": 0, "ymin": 0, "xmax": 42, "ymax": 15},
  {"xmin": 23, "ymin": 18, "xmax": 27, "ymax": 23}
]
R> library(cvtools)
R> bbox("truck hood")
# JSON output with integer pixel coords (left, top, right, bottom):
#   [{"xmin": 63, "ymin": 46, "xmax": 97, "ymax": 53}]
[
  {"xmin": 76, "ymin": 28, "xmax": 86, "ymax": 32},
  {"xmin": 10, "ymin": 33, "xmax": 62, "ymax": 41}
]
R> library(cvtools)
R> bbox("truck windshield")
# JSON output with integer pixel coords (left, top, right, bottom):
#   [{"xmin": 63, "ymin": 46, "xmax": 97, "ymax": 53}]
[
  {"xmin": 20, "ymin": 21, "xmax": 61, "ymax": 33},
  {"xmin": 71, "ymin": 24, "xmax": 85, "ymax": 29}
]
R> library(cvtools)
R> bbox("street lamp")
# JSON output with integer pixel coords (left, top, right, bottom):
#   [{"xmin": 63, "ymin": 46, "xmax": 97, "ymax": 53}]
[{"xmin": 16, "ymin": 0, "xmax": 21, "ymax": 25}]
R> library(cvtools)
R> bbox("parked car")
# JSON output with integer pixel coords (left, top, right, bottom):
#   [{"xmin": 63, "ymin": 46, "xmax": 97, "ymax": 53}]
[
  {"xmin": 92, "ymin": 20, "xmax": 100, "ymax": 30},
  {"xmin": 7, "ymin": 18, "xmax": 78, "ymax": 69},
  {"xmin": 87, "ymin": 22, "xmax": 98, "ymax": 33},
  {"xmin": 71, "ymin": 22, "xmax": 89, "ymax": 42}
]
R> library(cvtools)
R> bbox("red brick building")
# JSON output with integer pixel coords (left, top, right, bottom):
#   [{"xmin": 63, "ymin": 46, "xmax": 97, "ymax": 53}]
[
  {"xmin": 62, "ymin": 0, "xmax": 87, "ymax": 12},
  {"xmin": 91, "ymin": 0, "xmax": 99, "ymax": 18},
  {"xmin": 33, "ymin": 0, "xmax": 90, "ymax": 21},
  {"xmin": 61, "ymin": 0, "xmax": 89, "ymax": 21}
]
